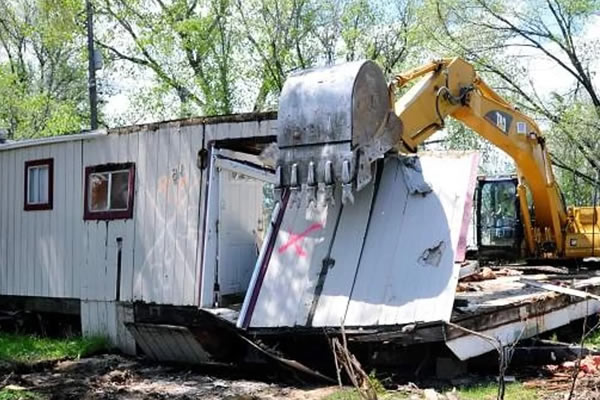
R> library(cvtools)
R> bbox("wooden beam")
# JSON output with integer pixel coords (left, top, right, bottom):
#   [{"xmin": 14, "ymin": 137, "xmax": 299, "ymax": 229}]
[{"xmin": 520, "ymin": 278, "xmax": 600, "ymax": 301}]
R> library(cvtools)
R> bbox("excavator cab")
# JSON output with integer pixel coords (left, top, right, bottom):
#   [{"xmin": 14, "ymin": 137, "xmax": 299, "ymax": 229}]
[{"xmin": 476, "ymin": 176, "xmax": 523, "ymax": 261}]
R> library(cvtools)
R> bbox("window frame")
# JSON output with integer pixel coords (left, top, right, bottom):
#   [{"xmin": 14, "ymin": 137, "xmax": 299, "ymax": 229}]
[
  {"xmin": 84, "ymin": 162, "xmax": 135, "ymax": 221},
  {"xmin": 24, "ymin": 158, "xmax": 54, "ymax": 211}
]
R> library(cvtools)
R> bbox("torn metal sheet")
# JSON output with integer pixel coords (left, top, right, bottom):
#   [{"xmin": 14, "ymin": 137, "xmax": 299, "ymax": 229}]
[
  {"xmin": 239, "ymin": 151, "xmax": 479, "ymax": 328},
  {"xmin": 400, "ymin": 155, "xmax": 432, "ymax": 195},
  {"xmin": 344, "ymin": 152, "xmax": 478, "ymax": 326}
]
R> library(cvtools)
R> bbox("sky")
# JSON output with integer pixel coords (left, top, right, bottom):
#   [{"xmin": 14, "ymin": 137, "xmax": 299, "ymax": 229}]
[{"xmin": 518, "ymin": 15, "xmax": 600, "ymax": 97}]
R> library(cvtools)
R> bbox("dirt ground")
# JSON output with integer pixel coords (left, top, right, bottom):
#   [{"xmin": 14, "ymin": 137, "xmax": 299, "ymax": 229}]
[
  {"xmin": 3, "ymin": 354, "xmax": 600, "ymax": 399},
  {"xmin": 0, "ymin": 354, "xmax": 339, "ymax": 400}
]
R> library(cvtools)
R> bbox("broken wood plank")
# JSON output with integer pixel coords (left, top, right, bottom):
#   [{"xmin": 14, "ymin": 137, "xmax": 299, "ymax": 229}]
[{"xmin": 459, "ymin": 261, "xmax": 480, "ymax": 280}]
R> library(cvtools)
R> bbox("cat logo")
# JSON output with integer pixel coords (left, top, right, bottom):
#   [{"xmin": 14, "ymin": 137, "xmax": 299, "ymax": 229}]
[
  {"xmin": 485, "ymin": 110, "xmax": 513, "ymax": 134},
  {"xmin": 496, "ymin": 112, "xmax": 507, "ymax": 133}
]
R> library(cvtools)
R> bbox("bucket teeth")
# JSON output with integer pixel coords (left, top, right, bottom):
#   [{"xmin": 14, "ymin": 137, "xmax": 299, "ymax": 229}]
[
  {"xmin": 274, "ymin": 165, "xmax": 283, "ymax": 203},
  {"xmin": 307, "ymin": 161, "xmax": 316, "ymax": 186},
  {"xmin": 289, "ymin": 163, "xmax": 302, "ymax": 208},
  {"xmin": 290, "ymin": 163, "xmax": 299, "ymax": 188},
  {"xmin": 341, "ymin": 160, "xmax": 351, "ymax": 183},
  {"xmin": 324, "ymin": 160, "xmax": 333, "ymax": 185},
  {"xmin": 306, "ymin": 162, "xmax": 317, "ymax": 206},
  {"xmin": 341, "ymin": 159, "xmax": 354, "ymax": 205},
  {"xmin": 275, "ymin": 60, "xmax": 397, "ymax": 210},
  {"xmin": 324, "ymin": 160, "xmax": 335, "ymax": 206}
]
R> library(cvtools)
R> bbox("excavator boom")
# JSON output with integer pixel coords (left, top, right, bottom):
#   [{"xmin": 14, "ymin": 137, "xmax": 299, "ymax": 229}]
[{"xmin": 275, "ymin": 57, "xmax": 595, "ymax": 259}]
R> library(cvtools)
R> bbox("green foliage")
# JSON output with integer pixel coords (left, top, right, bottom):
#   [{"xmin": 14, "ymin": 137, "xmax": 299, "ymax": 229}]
[
  {"xmin": 97, "ymin": 0, "xmax": 420, "ymax": 117},
  {"xmin": 97, "ymin": 0, "xmax": 239, "ymax": 118},
  {"xmin": 0, "ymin": 333, "xmax": 109, "ymax": 363},
  {"xmin": 0, "ymin": 0, "xmax": 88, "ymax": 139},
  {"xmin": 546, "ymin": 100, "xmax": 599, "ymax": 206},
  {"xmin": 322, "ymin": 388, "xmax": 362, "ymax": 400},
  {"xmin": 234, "ymin": 0, "xmax": 321, "ymax": 110},
  {"xmin": 0, "ymin": 0, "xmax": 597, "ymax": 207},
  {"xmin": 0, "ymin": 389, "xmax": 45, "ymax": 400},
  {"xmin": 368, "ymin": 370, "xmax": 387, "ymax": 395},
  {"xmin": 584, "ymin": 327, "xmax": 600, "ymax": 349}
]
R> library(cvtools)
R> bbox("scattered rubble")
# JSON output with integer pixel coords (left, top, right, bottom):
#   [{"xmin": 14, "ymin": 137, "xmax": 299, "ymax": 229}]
[
  {"xmin": 0, "ymin": 354, "xmax": 338, "ymax": 400},
  {"xmin": 4, "ymin": 352, "xmax": 600, "ymax": 399},
  {"xmin": 460, "ymin": 266, "xmax": 523, "ymax": 283},
  {"xmin": 521, "ymin": 355, "xmax": 600, "ymax": 399}
]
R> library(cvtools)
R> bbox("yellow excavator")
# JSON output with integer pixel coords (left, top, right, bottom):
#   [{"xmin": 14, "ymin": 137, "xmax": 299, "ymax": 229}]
[{"xmin": 274, "ymin": 57, "xmax": 600, "ymax": 262}]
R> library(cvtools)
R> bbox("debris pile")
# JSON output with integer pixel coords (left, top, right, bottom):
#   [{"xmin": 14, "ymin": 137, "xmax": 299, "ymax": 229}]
[
  {"xmin": 524, "ymin": 355, "xmax": 600, "ymax": 393},
  {"xmin": 457, "ymin": 266, "xmax": 523, "ymax": 292},
  {"xmin": 547, "ymin": 355, "xmax": 600, "ymax": 377}
]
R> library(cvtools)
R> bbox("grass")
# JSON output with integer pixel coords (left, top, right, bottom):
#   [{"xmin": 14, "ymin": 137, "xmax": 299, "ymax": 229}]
[
  {"xmin": 0, "ymin": 333, "xmax": 108, "ymax": 363},
  {"xmin": 0, "ymin": 388, "xmax": 45, "ymax": 400},
  {"xmin": 584, "ymin": 328, "xmax": 600, "ymax": 349},
  {"xmin": 322, "ymin": 382, "xmax": 539, "ymax": 400},
  {"xmin": 457, "ymin": 382, "xmax": 538, "ymax": 400}
]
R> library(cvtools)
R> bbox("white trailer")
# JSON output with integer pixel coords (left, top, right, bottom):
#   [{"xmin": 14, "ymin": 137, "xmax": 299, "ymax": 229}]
[{"xmin": 0, "ymin": 113, "xmax": 278, "ymax": 352}]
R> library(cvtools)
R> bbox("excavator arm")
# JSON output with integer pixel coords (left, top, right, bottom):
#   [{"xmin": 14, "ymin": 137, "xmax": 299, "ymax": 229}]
[
  {"xmin": 274, "ymin": 57, "xmax": 569, "ymax": 258},
  {"xmin": 389, "ymin": 58, "xmax": 567, "ymax": 255}
]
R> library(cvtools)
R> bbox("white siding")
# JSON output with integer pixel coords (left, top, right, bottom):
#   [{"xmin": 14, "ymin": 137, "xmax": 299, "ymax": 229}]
[
  {"xmin": 80, "ymin": 124, "xmax": 205, "ymax": 305},
  {"xmin": 130, "ymin": 124, "xmax": 204, "ymax": 305},
  {"xmin": 0, "ymin": 115, "xmax": 275, "ymax": 306},
  {"xmin": 81, "ymin": 300, "xmax": 136, "ymax": 354},
  {"xmin": 0, "ymin": 141, "xmax": 84, "ymax": 298}
]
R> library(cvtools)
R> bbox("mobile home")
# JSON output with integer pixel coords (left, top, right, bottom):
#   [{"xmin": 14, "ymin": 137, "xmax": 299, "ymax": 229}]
[{"xmin": 0, "ymin": 112, "xmax": 277, "ymax": 353}]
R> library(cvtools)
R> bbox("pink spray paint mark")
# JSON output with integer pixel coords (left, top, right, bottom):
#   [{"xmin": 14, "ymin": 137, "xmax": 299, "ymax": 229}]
[{"xmin": 278, "ymin": 223, "xmax": 324, "ymax": 257}]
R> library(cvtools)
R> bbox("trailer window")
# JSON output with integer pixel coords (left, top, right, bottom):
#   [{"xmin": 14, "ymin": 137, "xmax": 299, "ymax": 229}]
[
  {"xmin": 84, "ymin": 163, "xmax": 135, "ymax": 220},
  {"xmin": 24, "ymin": 158, "xmax": 53, "ymax": 211}
]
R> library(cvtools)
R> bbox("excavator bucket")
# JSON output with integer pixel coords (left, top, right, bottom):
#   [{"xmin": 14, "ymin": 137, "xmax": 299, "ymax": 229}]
[{"xmin": 275, "ymin": 60, "xmax": 403, "ymax": 206}]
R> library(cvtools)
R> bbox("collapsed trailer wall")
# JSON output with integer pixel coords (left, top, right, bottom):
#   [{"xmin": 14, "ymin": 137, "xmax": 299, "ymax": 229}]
[{"xmin": 240, "ymin": 152, "xmax": 479, "ymax": 329}]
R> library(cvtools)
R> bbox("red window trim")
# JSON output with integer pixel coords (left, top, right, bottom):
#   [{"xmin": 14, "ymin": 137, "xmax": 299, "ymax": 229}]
[
  {"xmin": 24, "ymin": 158, "xmax": 54, "ymax": 211},
  {"xmin": 83, "ymin": 162, "xmax": 135, "ymax": 221}
]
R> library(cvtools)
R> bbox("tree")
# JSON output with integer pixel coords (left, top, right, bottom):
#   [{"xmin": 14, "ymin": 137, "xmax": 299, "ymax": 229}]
[
  {"xmin": 96, "ymin": 0, "xmax": 421, "ymax": 116},
  {"xmin": 234, "ymin": 0, "xmax": 320, "ymax": 111},
  {"xmin": 95, "ymin": 0, "xmax": 238, "ymax": 118},
  {"xmin": 425, "ymin": 0, "xmax": 600, "ymax": 204},
  {"xmin": 338, "ymin": 0, "xmax": 418, "ymax": 75},
  {"xmin": 0, "ymin": 0, "xmax": 89, "ymax": 140}
]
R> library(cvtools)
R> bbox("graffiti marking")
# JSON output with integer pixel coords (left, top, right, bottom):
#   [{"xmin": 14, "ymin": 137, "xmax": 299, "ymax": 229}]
[{"xmin": 278, "ymin": 223, "xmax": 323, "ymax": 257}]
